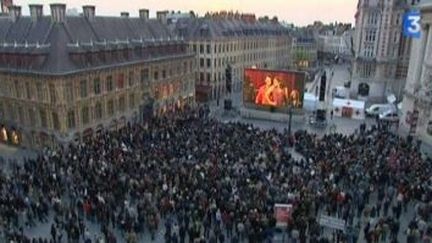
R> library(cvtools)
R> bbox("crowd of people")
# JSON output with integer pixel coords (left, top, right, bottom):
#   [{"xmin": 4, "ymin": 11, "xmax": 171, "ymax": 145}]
[{"xmin": 0, "ymin": 106, "xmax": 432, "ymax": 243}]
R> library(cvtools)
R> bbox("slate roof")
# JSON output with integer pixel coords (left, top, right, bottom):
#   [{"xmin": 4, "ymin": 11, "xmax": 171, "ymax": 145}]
[
  {"xmin": 0, "ymin": 15, "xmax": 180, "ymax": 75},
  {"xmin": 171, "ymin": 17, "xmax": 290, "ymax": 40}
]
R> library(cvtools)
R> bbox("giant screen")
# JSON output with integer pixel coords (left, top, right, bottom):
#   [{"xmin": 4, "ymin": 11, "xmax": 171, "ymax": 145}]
[{"xmin": 243, "ymin": 68, "xmax": 306, "ymax": 112}]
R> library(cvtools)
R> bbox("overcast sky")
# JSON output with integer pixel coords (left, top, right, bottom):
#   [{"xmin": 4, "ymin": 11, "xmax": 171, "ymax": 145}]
[{"xmin": 14, "ymin": 0, "xmax": 357, "ymax": 26}]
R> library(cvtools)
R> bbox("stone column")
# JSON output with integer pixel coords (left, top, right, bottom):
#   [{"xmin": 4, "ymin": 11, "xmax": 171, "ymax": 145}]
[
  {"xmin": 416, "ymin": 24, "xmax": 429, "ymax": 86},
  {"xmin": 420, "ymin": 24, "xmax": 432, "ymax": 88}
]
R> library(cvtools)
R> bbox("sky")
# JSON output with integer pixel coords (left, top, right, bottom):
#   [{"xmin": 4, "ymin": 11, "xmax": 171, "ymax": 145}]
[{"xmin": 13, "ymin": 0, "xmax": 358, "ymax": 26}]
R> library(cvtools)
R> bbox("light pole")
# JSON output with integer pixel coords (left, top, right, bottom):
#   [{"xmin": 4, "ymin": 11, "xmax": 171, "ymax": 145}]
[{"xmin": 288, "ymin": 105, "xmax": 293, "ymax": 136}]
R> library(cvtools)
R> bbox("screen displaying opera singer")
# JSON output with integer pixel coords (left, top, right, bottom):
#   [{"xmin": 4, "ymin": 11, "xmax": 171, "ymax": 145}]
[{"xmin": 243, "ymin": 68, "xmax": 306, "ymax": 111}]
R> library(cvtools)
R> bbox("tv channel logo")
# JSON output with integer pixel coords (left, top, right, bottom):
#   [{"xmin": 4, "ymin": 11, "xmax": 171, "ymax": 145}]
[{"xmin": 403, "ymin": 11, "xmax": 421, "ymax": 38}]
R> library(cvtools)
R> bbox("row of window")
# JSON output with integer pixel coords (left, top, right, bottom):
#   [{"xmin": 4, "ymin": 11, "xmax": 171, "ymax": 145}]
[
  {"xmin": 0, "ymin": 60, "xmax": 194, "ymax": 103},
  {"xmin": 193, "ymin": 41, "xmax": 288, "ymax": 55},
  {"xmin": 73, "ymin": 71, "xmax": 144, "ymax": 101},
  {"xmin": 0, "ymin": 92, "xmax": 137, "ymax": 131},
  {"xmin": 364, "ymin": 30, "xmax": 377, "ymax": 42},
  {"xmin": 363, "ymin": 45, "xmax": 375, "ymax": 57},
  {"xmin": 74, "ymin": 95, "xmax": 133, "ymax": 128},
  {"xmin": 367, "ymin": 12, "xmax": 379, "ymax": 25},
  {"xmin": 198, "ymin": 51, "xmax": 286, "ymax": 69},
  {"xmin": 0, "ymin": 78, "xmax": 195, "ymax": 130},
  {"xmin": 0, "ymin": 103, "xmax": 60, "ymax": 130},
  {"xmin": 358, "ymin": 63, "xmax": 376, "ymax": 78},
  {"xmin": 153, "ymin": 81, "xmax": 187, "ymax": 100}
]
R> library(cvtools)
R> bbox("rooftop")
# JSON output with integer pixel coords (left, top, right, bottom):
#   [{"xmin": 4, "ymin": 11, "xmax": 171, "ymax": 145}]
[
  {"xmin": 170, "ymin": 14, "xmax": 290, "ymax": 40},
  {"xmin": 0, "ymin": 4, "xmax": 186, "ymax": 75}
]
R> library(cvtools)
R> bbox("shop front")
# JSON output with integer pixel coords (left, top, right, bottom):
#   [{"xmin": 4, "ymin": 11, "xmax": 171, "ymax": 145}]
[
  {"xmin": 195, "ymin": 85, "xmax": 212, "ymax": 102},
  {"xmin": 0, "ymin": 125, "xmax": 21, "ymax": 146}
]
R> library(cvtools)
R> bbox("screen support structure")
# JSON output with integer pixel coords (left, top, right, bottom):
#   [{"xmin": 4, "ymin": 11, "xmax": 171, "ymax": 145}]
[{"xmin": 288, "ymin": 105, "xmax": 293, "ymax": 135}]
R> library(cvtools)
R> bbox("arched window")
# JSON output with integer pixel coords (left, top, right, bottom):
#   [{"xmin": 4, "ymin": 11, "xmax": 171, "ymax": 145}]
[
  {"xmin": 81, "ymin": 106, "xmax": 90, "ymax": 125},
  {"xmin": 358, "ymin": 83, "xmax": 370, "ymax": 96},
  {"xmin": 95, "ymin": 102, "xmax": 103, "ymax": 120},
  {"xmin": 52, "ymin": 112, "xmax": 60, "ymax": 130},
  {"xmin": 0, "ymin": 126, "xmax": 7, "ymax": 142}
]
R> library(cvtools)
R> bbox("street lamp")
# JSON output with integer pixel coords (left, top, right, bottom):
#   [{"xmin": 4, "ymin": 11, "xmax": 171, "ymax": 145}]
[{"xmin": 288, "ymin": 105, "xmax": 293, "ymax": 136}]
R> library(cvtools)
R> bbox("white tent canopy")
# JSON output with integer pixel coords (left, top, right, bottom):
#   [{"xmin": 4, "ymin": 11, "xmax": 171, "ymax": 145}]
[
  {"xmin": 332, "ymin": 98, "xmax": 365, "ymax": 120},
  {"xmin": 303, "ymin": 92, "xmax": 318, "ymax": 112}
]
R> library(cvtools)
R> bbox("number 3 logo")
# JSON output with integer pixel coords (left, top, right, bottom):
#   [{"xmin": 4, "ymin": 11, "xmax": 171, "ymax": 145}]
[
  {"xmin": 404, "ymin": 11, "xmax": 421, "ymax": 38},
  {"xmin": 408, "ymin": 15, "xmax": 421, "ymax": 33}
]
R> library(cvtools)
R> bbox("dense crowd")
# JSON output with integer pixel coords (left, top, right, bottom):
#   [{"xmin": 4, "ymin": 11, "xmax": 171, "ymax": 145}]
[{"xmin": 0, "ymin": 106, "xmax": 432, "ymax": 243}]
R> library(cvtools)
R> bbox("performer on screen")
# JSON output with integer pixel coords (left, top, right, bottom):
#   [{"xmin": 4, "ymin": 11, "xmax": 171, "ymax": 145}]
[
  {"xmin": 290, "ymin": 89, "xmax": 301, "ymax": 108},
  {"xmin": 271, "ymin": 78, "xmax": 289, "ymax": 107},
  {"xmin": 255, "ymin": 76, "xmax": 273, "ymax": 105}
]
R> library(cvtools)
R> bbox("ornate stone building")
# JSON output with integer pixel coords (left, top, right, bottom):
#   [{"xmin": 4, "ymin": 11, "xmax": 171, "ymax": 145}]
[
  {"xmin": 351, "ymin": 0, "xmax": 420, "ymax": 101},
  {"xmin": 399, "ymin": 1, "xmax": 432, "ymax": 147},
  {"xmin": 171, "ymin": 12, "xmax": 292, "ymax": 101},
  {"xmin": 0, "ymin": 4, "xmax": 195, "ymax": 149}
]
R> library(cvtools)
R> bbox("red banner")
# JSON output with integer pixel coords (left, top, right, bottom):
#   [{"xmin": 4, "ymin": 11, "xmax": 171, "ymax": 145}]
[{"xmin": 274, "ymin": 203, "xmax": 293, "ymax": 227}]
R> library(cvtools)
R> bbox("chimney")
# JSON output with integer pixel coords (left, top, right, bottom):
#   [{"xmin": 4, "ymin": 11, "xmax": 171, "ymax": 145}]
[
  {"xmin": 139, "ymin": 9, "xmax": 149, "ymax": 20},
  {"xmin": 29, "ymin": 4, "xmax": 43, "ymax": 22},
  {"xmin": 82, "ymin": 5, "xmax": 95, "ymax": 21},
  {"xmin": 8, "ymin": 5, "xmax": 21, "ymax": 22},
  {"xmin": 50, "ymin": 3, "xmax": 66, "ymax": 23},
  {"xmin": 156, "ymin": 10, "xmax": 168, "ymax": 24},
  {"xmin": 121, "ymin": 12, "xmax": 129, "ymax": 18}
]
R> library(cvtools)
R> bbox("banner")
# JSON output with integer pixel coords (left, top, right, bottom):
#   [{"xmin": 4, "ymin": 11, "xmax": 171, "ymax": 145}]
[
  {"xmin": 274, "ymin": 203, "xmax": 293, "ymax": 227},
  {"xmin": 318, "ymin": 214, "xmax": 346, "ymax": 232}
]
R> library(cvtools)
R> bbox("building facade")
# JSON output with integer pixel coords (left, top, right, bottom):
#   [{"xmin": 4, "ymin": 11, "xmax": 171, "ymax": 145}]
[
  {"xmin": 399, "ymin": 1, "xmax": 432, "ymax": 147},
  {"xmin": 292, "ymin": 37, "xmax": 318, "ymax": 71},
  {"xmin": 172, "ymin": 12, "xmax": 292, "ymax": 101},
  {"xmin": 318, "ymin": 30, "xmax": 354, "ymax": 60},
  {"xmin": 352, "ymin": 0, "xmax": 419, "ymax": 102},
  {"xmin": 0, "ymin": 4, "xmax": 195, "ymax": 149},
  {"xmin": 291, "ymin": 32, "xmax": 318, "ymax": 73}
]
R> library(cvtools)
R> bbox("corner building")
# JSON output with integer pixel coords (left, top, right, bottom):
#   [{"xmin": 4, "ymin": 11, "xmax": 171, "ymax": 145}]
[
  {"xmin": 171, "ymin": 13, "xmax": 292, "ymax": 101},
  {"xmin": 351, "ymin": 0, "xmax": 419, "ymax": 101},
  {"xmin": 0, "ymin": 4, "xmax": 195, "ymax": 149},
  {"xmin": 399, "ymin": 1, "xmax": 432, "ymax": 147}
]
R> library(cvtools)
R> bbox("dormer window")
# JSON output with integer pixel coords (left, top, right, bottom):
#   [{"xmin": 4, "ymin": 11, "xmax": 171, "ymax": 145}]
[
  {"xmin": 135, "ymin": 46, "xmax": 142, "ymax": 57},
  {"xmin": 85, "ymin": 52, "xmax": 92, "ymax": 66},
  {"xmin": 122, "ymin": 48, "xmax": 129, "ymax": 60},
  {"xmin": 98, "ymin": 51, "xmax": 106, "ymax": 63}
]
